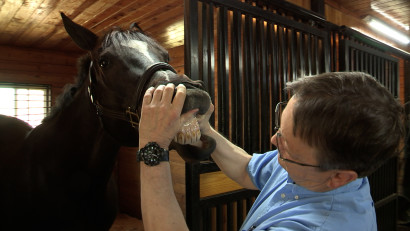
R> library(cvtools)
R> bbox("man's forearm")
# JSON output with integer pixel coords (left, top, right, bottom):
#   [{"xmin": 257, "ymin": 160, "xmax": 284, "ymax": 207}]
[
  {"xmin": 140, "ymin": 162, "xmax": 189, "ymax": 231},
  {"xmin": 206, "ymin": 128, "xmax": 257, "ymax": 190}
]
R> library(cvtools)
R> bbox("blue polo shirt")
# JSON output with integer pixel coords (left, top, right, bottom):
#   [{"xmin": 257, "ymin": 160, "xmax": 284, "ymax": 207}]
[{"xmin": 241, "ymin": 150, "xmax": 377, "ymax": 231}]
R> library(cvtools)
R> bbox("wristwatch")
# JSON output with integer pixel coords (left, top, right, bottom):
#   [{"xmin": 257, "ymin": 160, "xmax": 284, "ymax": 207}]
[{"xmin": 137, "ymin": 142, "xmax": 169, "ymax": 166}]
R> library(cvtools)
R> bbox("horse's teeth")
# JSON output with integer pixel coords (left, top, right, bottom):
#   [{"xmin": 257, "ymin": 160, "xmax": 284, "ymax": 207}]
[{"xmin": 174, "ymin": 117, "xmax": 201, "ymax": 145}]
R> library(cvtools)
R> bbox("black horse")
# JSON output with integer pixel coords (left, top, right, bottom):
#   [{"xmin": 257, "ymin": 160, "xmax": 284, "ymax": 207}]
[{"xmin": 0, "ymin": 13, "xmax": 214, "ymax": 230}]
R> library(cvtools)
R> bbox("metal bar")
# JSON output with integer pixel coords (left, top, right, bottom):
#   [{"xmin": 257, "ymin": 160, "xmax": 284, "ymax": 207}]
[
  {"xmin": 269, "ymin": 23, "xmax": 280, "ymax": 133},
  {"xmin": 306, "ymin": 34, "xmax": 312, "ymax": 75},
  {"xmin": 290, "ymin": 28, "xmax": 297, "ymax": 82},
  {"xmin": 259, "ymin": 19, "xmax": 269, "ymax": 152},
  {"xmin": 227, "ymin": 202, "xmax": 234, "ymax": 231},
  {"xmin": 209, "ymin": 0, "xmax": 328, "ymax": 37},
  {"xmin": 298, "ymin": 32, "xmax": 305, "ymax": 77},
  {"xmin": 185, "ymin": 162, "xmax": 201, "ymax": 230},
  {"xmin": 237, "ymin": 199, "xmax": 244, "ymax": 228},
  {"xmin": 243, "ymin": 14, "xmax": 251, "ymax": 153},
  {"xmin": 217, "ymin": 6, "xmax": 229, "ymax": 136},
  {"xmin": 313, "ymin": 36, "xmax": 319, "ymax": 74},
  {"xmin": 217, "ymin": 204, "xmax": 223, "ymax": 231},
  {"xmin": 250, "ymin": 16, "xmax": 259, "ymax": 153},
  {"xmin": 280, "ymin": 26, "xmax": 290, "ymax": 101},
  {"xmin": 231, "ymin": 10, "xmax": 242, "ymax": 146},
  {"xmin": 184, "ymin": 0, "xmax": 199, "ymax": 80}
]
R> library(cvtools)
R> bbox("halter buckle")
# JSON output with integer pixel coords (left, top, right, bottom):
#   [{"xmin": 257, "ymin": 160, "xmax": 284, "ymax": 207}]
[{"xmin": 126, "ymin": 107, "xmax": 140, "ymax": 128}]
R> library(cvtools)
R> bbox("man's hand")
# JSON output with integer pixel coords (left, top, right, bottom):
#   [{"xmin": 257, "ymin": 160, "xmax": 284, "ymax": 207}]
[
  {"xmin": 139, "ymin": 83, "xmax": 198, "ymax": 149},
  {"xmin": 196, "ymin": 103, "xmax": 214, "ymax": 135}
]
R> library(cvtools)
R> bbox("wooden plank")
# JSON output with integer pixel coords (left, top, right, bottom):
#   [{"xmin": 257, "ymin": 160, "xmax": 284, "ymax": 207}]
[
  {"xmin": 13, "ymin": 0, "xmax": 89, "ymax": 47},
  {"xmin": 0, "ymin": 71, "xmax": 74, "ymax": 87},
  {"xmin": 0, "ymin": 45, "xmax": 81, "ymax": 65},
  {"xmin": 0, "ymin": 0, "xmax": 24, "ymax": 41},
  {"xmin": 39, "ymin": 0, "xmax": 122, "ymax": 48},
  {"xmin": 1, "ymin": 0, "xmax": 48, "ymax": 43},
  {"xmin": 0, "ymin": 62, "xmax": 77, "ymax": 75},
  {"xmin": 200, "ymin": 171, "xmax": 243, "ymax": 198}
]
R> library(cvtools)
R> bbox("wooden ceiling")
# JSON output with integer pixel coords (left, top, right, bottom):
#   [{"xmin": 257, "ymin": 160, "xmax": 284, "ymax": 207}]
[
  {"xmin": 0, "ymin": 0, "xmax": 409, "ymax": 53},
  {"xmin": 0, "ymin": 0, "xmax": 185, "ymax": 53},
  {"xmin": 331, "ymin": 0, "xmax": 410, "ymax": 48}
]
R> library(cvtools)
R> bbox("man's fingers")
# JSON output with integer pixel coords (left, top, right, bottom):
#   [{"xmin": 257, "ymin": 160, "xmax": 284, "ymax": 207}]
[
  {"xmin": 161, "ymin": 83, "xmax": 175, "ymax": 103},
  {"xmin": 172, "ymin": 84, "xmax": 187, "ymax": 113},
  {"xmin": 151, "ymin": 85, "xmax": 165, "ymax": 103},
  {"xmin": 142, "ymin": 87, "xmax": 155, "ymax": 105}
]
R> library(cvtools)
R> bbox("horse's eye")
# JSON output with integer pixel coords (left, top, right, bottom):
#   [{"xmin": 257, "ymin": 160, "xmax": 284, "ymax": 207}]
[{"xmin": 99, "ymin": 59, "xmax": 109, "ymax": 68}]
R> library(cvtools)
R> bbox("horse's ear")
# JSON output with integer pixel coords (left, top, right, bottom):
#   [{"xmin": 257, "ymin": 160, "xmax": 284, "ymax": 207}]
[
  {"xmin": 130, "ymin": 22, "xmax": 144, "ymax": 33},
  {"xmin": 61, "ymin": 12, "xmax": 98, "ymax": 51}
]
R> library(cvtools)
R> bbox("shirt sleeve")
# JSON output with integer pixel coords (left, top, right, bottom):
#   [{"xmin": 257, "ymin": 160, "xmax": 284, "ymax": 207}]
[{"xmin": 247, "ymin": 150, "xmax": 283, "ymax": 190}]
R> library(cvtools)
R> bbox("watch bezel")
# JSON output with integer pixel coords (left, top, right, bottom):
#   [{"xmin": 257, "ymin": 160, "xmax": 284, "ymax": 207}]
[{"xmin": 137, "ymin": 142, "xmax": 169, "ymax": 166}]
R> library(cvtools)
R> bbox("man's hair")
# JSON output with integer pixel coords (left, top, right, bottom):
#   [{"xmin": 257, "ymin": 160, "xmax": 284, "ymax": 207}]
[{"xmin": 285, "ymin": 72, "xmax": 405, "ymax": 177}]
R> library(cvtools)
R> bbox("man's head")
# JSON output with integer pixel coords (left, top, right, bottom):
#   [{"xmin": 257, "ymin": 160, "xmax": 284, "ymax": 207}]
[{"xmin": 284, "ymin": 72, "xmax": 404, "ymax": 178}]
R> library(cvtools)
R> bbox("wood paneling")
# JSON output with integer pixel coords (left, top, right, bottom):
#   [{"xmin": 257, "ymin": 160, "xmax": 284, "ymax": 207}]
[
  {"xmin": 0, "ymin": 45, "xmax": 81, "ymax": 103},
  {"xmin": 200, "ymin": 171, "xmax": 243, "ymax": 198},
  {"xmin": 326, "ymin": 0, "xmax": 410, "ymax": 52},
  {"xmin": 0, "ymin": 0, "xmax": 185, "ymax": 52}
]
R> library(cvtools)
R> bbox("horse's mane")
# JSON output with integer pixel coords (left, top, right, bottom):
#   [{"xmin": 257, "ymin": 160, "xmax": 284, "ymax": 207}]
[
  {"xmin": 42, "ymin": 55, "xmax": 91, "ymax": 122},
  {"xmin": 42, "ymin": 27, "xmax": 169, "ymax": 123}
]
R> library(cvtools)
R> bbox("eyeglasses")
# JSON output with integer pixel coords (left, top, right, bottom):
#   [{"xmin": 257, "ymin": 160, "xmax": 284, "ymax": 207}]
[{"xmin": 274, "ymin": 101, "xmax": 321, "ymax": 168}]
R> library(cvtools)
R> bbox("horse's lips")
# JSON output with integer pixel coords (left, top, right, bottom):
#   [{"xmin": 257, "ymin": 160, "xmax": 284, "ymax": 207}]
[{"xmin": 173, "ymin": 116, "xmax": 201, "ymax": 145}]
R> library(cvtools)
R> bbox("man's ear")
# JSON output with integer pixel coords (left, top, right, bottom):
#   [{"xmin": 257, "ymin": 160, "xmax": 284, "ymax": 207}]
[{"xmin": 327, "ymin": 170, "xmax": 358, "ymax": 189}]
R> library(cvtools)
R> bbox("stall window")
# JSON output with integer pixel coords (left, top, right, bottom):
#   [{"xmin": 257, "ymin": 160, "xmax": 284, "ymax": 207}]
[{"xmin": 0, "ymin": 84, "xmax": 51, "ymax": 127}]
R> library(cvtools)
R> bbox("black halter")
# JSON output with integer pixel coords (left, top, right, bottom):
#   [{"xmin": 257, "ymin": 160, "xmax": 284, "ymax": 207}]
[{"xmin": 88, "ymin": 61, "xmax": 177, "ymax": 128}]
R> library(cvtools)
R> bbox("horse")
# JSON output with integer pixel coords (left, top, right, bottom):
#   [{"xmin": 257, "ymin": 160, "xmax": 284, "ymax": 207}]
[{"xmin": 0, "ymin": 13, "xmax": 215, "ymax": 230}]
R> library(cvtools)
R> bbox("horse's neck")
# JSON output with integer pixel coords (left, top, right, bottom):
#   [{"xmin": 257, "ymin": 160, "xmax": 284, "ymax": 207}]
[{"xmin": 28, "ymin": 88, "xmax": 120, "ymax": 177}]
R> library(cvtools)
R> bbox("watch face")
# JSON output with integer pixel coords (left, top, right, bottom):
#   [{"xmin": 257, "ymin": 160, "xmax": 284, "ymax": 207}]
[
  {"xmin": 142, "ymin": 150, "xmax": 162, "ymax": 166},
  {"xmin": 139, "ymin": 142, "xmax": 167, "ymax": 166}
]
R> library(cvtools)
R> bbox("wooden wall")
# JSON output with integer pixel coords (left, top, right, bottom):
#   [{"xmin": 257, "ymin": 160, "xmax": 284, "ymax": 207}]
[{"xmin": 0, "ymin": 45, "xmax": 81, "ymax": 104}]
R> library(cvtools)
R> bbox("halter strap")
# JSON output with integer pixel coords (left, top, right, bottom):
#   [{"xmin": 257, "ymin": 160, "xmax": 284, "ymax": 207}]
[{"xmin": 88, "ymin": 61, "xmax": 177, "ymax": 128}]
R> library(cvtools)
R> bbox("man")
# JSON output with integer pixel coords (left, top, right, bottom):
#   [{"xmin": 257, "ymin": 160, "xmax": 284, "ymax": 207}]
[{"xmin": 137, "ymin": 72, "xmax": 405, "ymax": 230}]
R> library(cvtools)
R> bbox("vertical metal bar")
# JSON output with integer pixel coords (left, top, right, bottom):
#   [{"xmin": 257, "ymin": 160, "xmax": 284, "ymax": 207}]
[
  {"xmin": 298, "ymin": 32, "xmax": 305, "ymax": 77},
  {"xmin": 289, "ymin": 28, "xmax": 297, "ymax": 82},
  {"xmin": 249, "ymin": 16, "xmax": 258, "ymax": 153},
  {"xmin": 208, "ymin": 2, "xmax": 216, "ymax": 128},
  {"xmin": 270, "ymin": 23, "xmax": 280, "ymax": 128},
  {"xmin": 217, "ymin": 6, "xmax": 229, "ymax": 136},
  {"xmin": 201, "ymin": 3, "xmax": 208, "ymax": 90},
  {"xmin": 227, "ymin": 202, "xmax": 233, "ymax": 231},
  {"xmin": 369, "ymin": 55, "xmax": 374, "ymax": 76},
  {"xmin": 217, "ymin": 205, "xmax": 224, "ymax": 231},
  {"xmin": 394, "ymin": 61, "xmax": 399, "ymax": 97},
  {"xmin": 381, "ymin": 58, "xmax": 385, "ymax": 86},
  {"xmin": 322, "ymin": 32, "xmax": 332, "ymax": 72},
  {"xmin": 259, "ymin": 19, "xmax": 269, "ymax": 152},
  {"xmin": 231, "ymin": 10, "xmax": 242, "ymax": 146},
  {"xmin": 184, "ymin": 0, "xmax": 199, "ymax": 80},
  {"xmin": 306, "ymin": 34, "xmax": 312, "ymax": 75},
  {"xmin": 354, "ymin": 49, "xmax": 359, "ymax": 71},
  {"xmin": 313, "ymin": 36, "xmax": 319, "ymax": 74},
  {"xmin": 243, "ymin": 14, "xmax": 251, "ymax": 153},
  {"xmin": 278, "ymin": 26, "xmax": 287, "ymax": 101},
  {"xmin": 237, "ymin": 199, "xmax": 244, "ymax": 228},
  {"xmin": 185, "ymin": 162, "xmax": 201, "ymax": 230}
]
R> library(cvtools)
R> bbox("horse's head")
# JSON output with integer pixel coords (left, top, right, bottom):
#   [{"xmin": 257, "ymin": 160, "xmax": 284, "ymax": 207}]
[{"xmin": 61, "ymin": 13, "xmax": 215, "ymax": 162}]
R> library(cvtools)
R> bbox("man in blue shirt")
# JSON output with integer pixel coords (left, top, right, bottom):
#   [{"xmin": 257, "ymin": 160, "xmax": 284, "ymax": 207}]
[{"xmin": 138, "ymin": 72, "xmax": 404, "ymax": 230}]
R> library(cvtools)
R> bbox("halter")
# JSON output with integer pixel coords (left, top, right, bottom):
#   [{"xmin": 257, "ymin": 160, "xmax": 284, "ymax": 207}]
[{"xmin": 88, "ymin": 61, "xmax": 177, "ymax": 128}]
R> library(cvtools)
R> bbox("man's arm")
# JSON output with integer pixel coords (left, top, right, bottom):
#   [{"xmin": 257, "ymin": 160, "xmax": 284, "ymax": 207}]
[
  {"xmin": 140, "ymin": 162, "xmax": 188, "ymax": 231},
  {"xmin": 196, "ymin": 106, "xmax": 257, "ymax": 190},
  {"xmin": 138, "ymin": 84, "xmax": 194, "ymax": 231}
]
